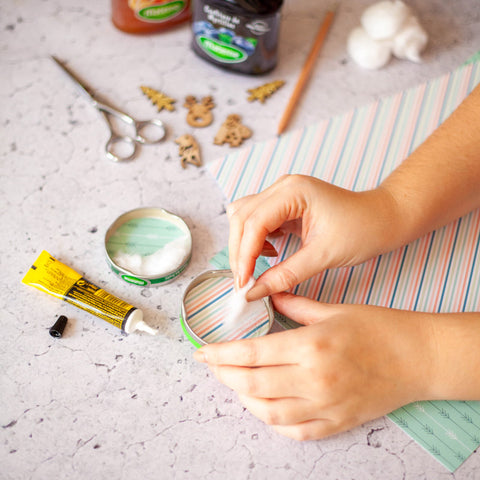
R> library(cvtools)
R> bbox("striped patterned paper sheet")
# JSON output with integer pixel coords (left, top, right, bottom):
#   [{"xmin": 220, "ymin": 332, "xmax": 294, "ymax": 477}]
[
  {"xmin": 184, "ymin": 275, "xmax": 271, "ymax": 344},
  {"xmin": 207, "ymin": 61, "xmax": 480, "ymax": 471}
]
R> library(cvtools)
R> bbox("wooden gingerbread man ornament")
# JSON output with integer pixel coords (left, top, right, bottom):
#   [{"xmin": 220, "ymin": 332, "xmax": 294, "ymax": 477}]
[
  {"xmin": 184, "ymin": 95, "xmax": 215, "ymax": 128},
  {"xmin": 214, "ymin": 114, "xmax": 252, "ymax": 147}
]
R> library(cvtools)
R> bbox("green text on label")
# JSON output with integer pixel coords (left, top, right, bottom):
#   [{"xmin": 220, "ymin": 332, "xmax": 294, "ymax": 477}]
[
  {"xmin": 138, "ymin": 1, "xmax": 185, "ymax": 22},
  {"xmin": 122, "ymin": 275, "xmax": 149, "ymax": 286},
  {"xmin": 197, "ymin": 36, "xmax": 247, "ymax": 63}
]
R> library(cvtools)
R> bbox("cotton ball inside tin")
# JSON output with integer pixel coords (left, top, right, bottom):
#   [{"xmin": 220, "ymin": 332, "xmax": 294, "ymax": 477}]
[
  {"xmin": 347, "ymin": 27, "xmax": 392, "ymax": 70},
  {"xmin": 225, "ymin": 276, "xmax": 266, "ymax": 328},
  {"xmin": 113, "ymin": 235, "xmax": 191, "ymax": 277},
  {"xmin": 361, "ymin": 0, "xmax": 411, "ymax": 40},
  {"xmin": 114, "ymin": 252, "xmax": 143, "ymax": 273},
  {"xmin": 392, "ymin": 15, "xmax": 428, "ymax": 62}
]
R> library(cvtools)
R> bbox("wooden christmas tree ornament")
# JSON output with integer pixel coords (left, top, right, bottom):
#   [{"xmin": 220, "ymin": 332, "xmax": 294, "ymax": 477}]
[
  {"xmin": 247, "ymin": 80, "xmax": 285, "ymax": 103},
  {"xmin": 140, "ymin": 86, "xmax": 176, "ymax": 112}
]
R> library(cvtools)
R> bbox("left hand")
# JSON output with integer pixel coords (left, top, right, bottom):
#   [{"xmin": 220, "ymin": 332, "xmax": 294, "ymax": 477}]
[{"xmin": 193, "ymin": 292, "xmax": 436, "ymax": 441}]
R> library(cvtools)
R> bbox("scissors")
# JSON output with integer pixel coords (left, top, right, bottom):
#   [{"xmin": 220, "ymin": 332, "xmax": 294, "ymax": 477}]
[{"xmin": 51, "ymin": 56, "xmax": 166, "ymax": 162}]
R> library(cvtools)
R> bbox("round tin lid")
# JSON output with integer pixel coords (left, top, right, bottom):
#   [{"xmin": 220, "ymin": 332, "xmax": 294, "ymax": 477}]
[
  {"xmin": 181, "ymin": 269, "xmax": 274, "ymax": 347},
  {"xmin": 105, "ymin": 207, "xmax": 192, "ymax": 286}
]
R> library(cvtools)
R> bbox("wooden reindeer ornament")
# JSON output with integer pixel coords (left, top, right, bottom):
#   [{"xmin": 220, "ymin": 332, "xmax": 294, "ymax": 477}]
[{"xmin": 184, "ymin": 95, "xmax": 215, "ymax": 128}]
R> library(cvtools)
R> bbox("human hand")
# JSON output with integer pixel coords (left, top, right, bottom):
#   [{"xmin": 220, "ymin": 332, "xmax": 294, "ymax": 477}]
[
  {"xmin": 194, "ymin": 292, "xmax": 435, "ymax": 441},
  {"xmin": 227, "ymin": 174, "xmax": 399, "ymax": 300}
]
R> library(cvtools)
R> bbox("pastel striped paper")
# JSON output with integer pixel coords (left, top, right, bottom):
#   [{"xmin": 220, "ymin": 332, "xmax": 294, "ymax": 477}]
[
  {"xmin": 207, "ymin": 61, "xmax": 480, "ymax": 471},
  {"xmin": 106, "ymin": 217, "xmax": 187, "ymax": 256},
  {"xmin": 184, "ymin": 276, "xmax": 271, "ymax": 343}
]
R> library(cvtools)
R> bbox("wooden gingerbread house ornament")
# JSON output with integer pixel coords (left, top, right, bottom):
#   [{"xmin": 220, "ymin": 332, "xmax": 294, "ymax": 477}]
[
  {"xmin": 184, "ymin": 95, "xmax": 215, "ymax": 127},
  {"xmin": 214, "ymin": 114, "xmax": 252, "ymax": 147}
]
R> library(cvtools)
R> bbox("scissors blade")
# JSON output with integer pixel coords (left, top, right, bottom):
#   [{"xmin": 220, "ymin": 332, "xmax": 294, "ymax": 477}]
[{"xmin": 51, "ymin": 56, "xmax": 98, "ymax": 107}]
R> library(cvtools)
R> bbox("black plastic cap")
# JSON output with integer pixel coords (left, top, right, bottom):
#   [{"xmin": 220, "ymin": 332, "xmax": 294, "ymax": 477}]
[{"xmin": 49, "ymin": 315, "xmax": 68, "ymax": 338}]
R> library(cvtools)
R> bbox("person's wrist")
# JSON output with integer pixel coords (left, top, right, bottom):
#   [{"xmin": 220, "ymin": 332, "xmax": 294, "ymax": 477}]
[
  {"xmin": 357, "ymin": 187, "xmax": 407, "ymax": 257},
  {"xmin": 422, "ymin": 313, "xmax": 480, "ymax": 401},
  {"xmin": 406, "ymin": 313, "xmax": 440, "ymax": 401}
]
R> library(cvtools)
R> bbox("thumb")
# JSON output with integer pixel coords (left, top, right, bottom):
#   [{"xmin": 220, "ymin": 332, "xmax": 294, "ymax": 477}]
[
  {"xmin": 271, "ymin": 292, "xmax": 334, "ymax": 326},
  {"xmin": 246, "ymin": 244, "xmax": 326, "ymax": 300}
]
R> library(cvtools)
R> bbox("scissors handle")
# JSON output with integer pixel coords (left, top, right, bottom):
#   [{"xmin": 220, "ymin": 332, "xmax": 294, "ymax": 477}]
[
  {"xmin": 134, "ymin": 118, "xmax": 166, "ymax": 145},
  {"xmin": 99, "ymin": 104, "xmax": 166, "ymax": 161},
  {"xmin": 105, "ymin": 134, "xmax": 138, "ymax": 163}
]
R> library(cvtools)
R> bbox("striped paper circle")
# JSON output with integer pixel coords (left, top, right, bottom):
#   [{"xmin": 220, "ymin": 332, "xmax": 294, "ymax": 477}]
[{"xmin": 184, "ymin": 276, "xmax": 271, "ymax": 343}]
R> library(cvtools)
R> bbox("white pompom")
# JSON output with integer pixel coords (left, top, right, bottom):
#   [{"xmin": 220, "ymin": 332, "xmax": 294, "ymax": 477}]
[
  {"xmin": 347, "ymin": 26, "xmax": 392, "ymax": 70},
  {"xmin": 392, "ymin": 15, "xmax": 428, "ymax": 62},
  {"xmin": 361, "ymin": 0, "xmax": 411, "ymax": 40}
]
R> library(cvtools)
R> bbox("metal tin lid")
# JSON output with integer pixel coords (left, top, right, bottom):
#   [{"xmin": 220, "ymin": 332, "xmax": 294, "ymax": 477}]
[
  {"xmin": 180, "ymin": 269, "xmax": 274, "ymax": 347},
  {"xmin": 105, "ymin": 207, "xmax": 192, "ymax": 287}
]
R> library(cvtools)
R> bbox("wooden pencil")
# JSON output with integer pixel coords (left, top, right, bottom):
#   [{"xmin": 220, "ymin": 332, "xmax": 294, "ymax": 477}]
[{"xmin": 277, "ymin": 9, "xmax": 336, "ymax": 135}]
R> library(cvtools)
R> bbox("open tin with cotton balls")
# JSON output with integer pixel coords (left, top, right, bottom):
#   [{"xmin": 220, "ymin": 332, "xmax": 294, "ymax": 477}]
[
  {"xmin": 180, "ymin": 269, "xmax": 274, "ymax": 348},
  {"xmin": 105, "ymin": 207, "xmax": 192, "ymax": 287}
]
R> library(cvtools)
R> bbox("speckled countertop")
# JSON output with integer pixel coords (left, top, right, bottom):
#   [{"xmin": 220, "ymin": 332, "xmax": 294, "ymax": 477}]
[{"xmin": 1, "ymin": 1, "xmax": 480, "ymax": 478}]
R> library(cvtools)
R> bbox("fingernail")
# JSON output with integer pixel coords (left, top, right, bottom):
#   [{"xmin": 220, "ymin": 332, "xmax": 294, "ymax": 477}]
[
  {"xmin": 268, "ymin": 229, "xmax": 285, "ymax": 239},
  {"xmin": 260, "ymin": 240, "xmax": 278, "ymax": 257},
  {"xmin": 246, "ymin": 283, "xmax": 270, "ymax": 301},
  {"xmin": 193, "ymin": 349, "xmax": 207, "ymax": 363},
  {"xmin": 236, "ymin": 272, "xmax": 245, "ymax": 291}
]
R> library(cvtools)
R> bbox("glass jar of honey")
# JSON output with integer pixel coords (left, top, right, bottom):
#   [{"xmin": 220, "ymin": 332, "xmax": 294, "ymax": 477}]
[{"xmin": 111, "ymin": 0, "xmax": 191, "ymax": 34}]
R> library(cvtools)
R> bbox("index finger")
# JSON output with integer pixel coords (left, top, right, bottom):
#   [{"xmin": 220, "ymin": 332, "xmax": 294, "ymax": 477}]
[{"xmin": 193, "ymin": 328, "xmax": 300, "ymax": 367}]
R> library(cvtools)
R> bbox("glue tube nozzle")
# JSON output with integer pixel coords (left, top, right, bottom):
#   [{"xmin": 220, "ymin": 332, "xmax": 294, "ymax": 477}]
[
  {"xmin": 135, "ymin": 320, "xmax": 159, "ymax": 336},
  {"xmin": 124, "ymin": 308, "xmax": 158, "ymax": 335}
]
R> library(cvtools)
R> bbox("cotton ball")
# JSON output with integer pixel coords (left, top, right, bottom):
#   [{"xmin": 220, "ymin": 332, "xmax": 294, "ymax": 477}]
[
  {"xmin": 392, "ymin": 15, "xmax": 428, "ymax": 62},
  {"xmin": 114, "ymin": 252, "xmax": 142, "ymax": 272},
  {"xmin": 347, "ymin": 26, "xmax": 392, "ymax": 70},
  {"xmin": 361, "ymin": 0, "xmax": 411, "ymax": 40},
  {"xmin": 227, "ymin": 277, "xmax": 256, "ymax": 326}
]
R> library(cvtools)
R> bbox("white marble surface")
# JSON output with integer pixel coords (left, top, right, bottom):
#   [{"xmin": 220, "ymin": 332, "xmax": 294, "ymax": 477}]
[{"xmin": 1, "ymin": 1, "xmax": 480, "ymax": 478}]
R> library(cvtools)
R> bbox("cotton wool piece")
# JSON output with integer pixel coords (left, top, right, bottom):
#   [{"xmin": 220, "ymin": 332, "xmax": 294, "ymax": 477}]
[
  {"xmin": 226, "ymin": 277, "xmax": 266, "ymax": 328},
  {"xmin": 347, "ymin": 0, "xmax": 428, "ymax": 70},
  {"xmin": 113, "ymin": 235, "xmax": 192, "ymax": 277}
]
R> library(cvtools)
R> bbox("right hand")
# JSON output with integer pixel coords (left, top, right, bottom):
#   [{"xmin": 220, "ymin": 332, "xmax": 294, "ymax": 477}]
[{"xmin": 227, "ymin": 174, "xmax": 399, "ymax": 300}]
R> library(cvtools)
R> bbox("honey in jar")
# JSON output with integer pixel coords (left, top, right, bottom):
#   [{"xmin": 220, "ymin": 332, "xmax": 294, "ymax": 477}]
[{"xmin": 111, "ymin": 0, "xmax": 191, "ymax": 34}]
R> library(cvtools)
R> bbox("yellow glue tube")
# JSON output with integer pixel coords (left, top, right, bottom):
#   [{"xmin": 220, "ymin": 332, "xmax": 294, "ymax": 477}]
[{"xmin": 22, "ymin": 250, "xmax": 157, "ymax": 335}]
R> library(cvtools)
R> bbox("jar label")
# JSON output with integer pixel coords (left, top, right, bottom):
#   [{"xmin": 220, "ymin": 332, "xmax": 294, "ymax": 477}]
[
  {"xmin": 191, "ymin": 1, "xmax": 281, "ymax": 74},
  {"xmin": 196, "ymin": 35, "xmax": 249, "ymax": 63},
  {"xmin": 132, "ymin": 0, "xmax": 186, "ymax": 23}
]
